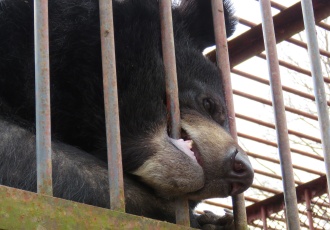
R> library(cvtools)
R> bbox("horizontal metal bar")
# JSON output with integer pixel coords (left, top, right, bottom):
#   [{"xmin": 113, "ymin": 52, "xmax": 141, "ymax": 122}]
[
  {"xmin": 236, "ymin": 113, "xmax": 322, "ymax": 143},
  {"xmin": 253, "ymin": 169, "xmax": 303, "ymax": 185},
  {"xmin": 238, "ymin": 132, "xmax": 324, "ymax": 161},
  {"xmin": 245, "ymin": 196, "xmax": 260, "ymax": 203},
  {"xmin": 0, "ymin": 185, "xmax": 192, "ymax": 229},
  {"xmin": 267, "ymin": 0, "xmax": 330, "ymax": 31},
  {"xmin": 251, "ymin": 184, "xmax": 281, "ymax": 194},
  {"xmin": 247, "ymin": 151, "xmax": 325, "ymax": 176},
  {"xmin": 257, "ymin": 53, "xmax": 330, "ymax": 84},
  {"xmin": 233, "ymin": 90, "xmax": 319, "ymax": 120},
  {"xmin": 232, "ymin": 69, "xmax": 330, "ymax": 106},
  {"xmin": 238, "ymin": 18, "xmax": 330, "ymax": 58},
  {"xmin": 202, "ymin": 200, "xmax": 233, "ymax": 210}
]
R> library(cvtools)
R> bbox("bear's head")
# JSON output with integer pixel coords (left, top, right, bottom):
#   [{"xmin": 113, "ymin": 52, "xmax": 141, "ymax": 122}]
[{"xmin": 113, "ymin": 0, "xmax": 254, "ymax": 200}]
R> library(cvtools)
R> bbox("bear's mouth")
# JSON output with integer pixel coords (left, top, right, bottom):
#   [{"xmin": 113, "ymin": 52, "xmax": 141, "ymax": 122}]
[{"xmin": 169, "ymin": 129, "xmax": 203, "ymax": 166}]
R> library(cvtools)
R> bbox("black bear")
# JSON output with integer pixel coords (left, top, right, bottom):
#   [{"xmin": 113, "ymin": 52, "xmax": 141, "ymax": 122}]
[{"xmin": 0, "ymin": 0, "xmax": 254, "ymax": 228}]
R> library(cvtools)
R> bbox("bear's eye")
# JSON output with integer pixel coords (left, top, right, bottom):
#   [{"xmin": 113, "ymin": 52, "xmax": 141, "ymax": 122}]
[{"xmin": 203, "ymin": 98, "xmax": 215, "ymax": 115}]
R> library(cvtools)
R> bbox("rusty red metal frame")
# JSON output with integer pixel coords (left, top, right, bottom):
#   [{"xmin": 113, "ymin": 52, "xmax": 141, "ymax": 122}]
[
  {"xmin": 246, "ymin": 176, "xmax": 328, "ymax": 225},
  {"xmin": 207, "ymin": 0, "xmax": 330, "ymax": 67},
  {"xmin": 304, "ymin": 189, "xmax": 314, "ymax": 230},
  {"xmin": 238, "ymin": 18, "xmax": 330, "ymax": 58},
  {"xmin": 267, "ymin": 0, "xmax": 330, "ymax": 31}
]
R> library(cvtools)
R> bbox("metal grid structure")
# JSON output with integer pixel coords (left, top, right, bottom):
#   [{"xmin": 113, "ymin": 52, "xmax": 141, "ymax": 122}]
[
  {"xmin": 199, "ymin": 0, "xmax": 330, "ymax": 229},
  {"xmin": 0, "ymin": 0, "xmax": 329, "ymax": 229}
]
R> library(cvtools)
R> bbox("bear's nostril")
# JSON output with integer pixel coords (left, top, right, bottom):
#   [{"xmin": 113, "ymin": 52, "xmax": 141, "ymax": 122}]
[
  {"xmin": 234, "ymin": 160, "xmax": 245, "ymax": 173},
  {"xmin": 228, "ymin": 148, "xmax": 254, "ymax": 195},
  {"xmin": 232, "ymin": 149, "xmax": 249, "ymax": 174}
]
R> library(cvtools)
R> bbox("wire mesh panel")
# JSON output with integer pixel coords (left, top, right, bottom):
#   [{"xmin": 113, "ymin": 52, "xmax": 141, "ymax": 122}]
[
  {"xmin": 249, "ymin": 193, "xmax": 330, "ymax": 230},
  {"xmin": 309, "ymin": 194, "xmax": 330, "ymax": 229}
]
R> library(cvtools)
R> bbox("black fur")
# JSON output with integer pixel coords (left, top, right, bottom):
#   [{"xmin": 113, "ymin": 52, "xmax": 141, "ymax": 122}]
[{"xmin": 0, "ymin": 0, "xmax": 250, "ymax": 228}]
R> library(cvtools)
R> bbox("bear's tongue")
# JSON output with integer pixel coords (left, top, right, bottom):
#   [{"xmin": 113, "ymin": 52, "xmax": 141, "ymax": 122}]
[{"xmin": 169, "ymin": 138, "xmax": 197, "ymax": 163}]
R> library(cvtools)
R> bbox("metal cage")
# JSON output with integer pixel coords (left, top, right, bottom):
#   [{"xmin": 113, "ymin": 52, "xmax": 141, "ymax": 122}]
[{"xmin": 0, "ymin": 0, "xmax": 329, "ymax": 229}]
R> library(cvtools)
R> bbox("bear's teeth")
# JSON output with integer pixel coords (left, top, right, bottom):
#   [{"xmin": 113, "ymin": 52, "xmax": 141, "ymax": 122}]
[
  {"xmin": 169, "ymin": 138, "xmax": 197, "ymax": 163},
  {"xmin": 184, "ymin": 140, "xmax": 193, "ymax": 149}
]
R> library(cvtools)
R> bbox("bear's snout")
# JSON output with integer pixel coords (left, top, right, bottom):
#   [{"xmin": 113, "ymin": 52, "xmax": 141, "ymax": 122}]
[{"xmin": 226, "ymin": 148, "xmax": 254, "ymax": 196}]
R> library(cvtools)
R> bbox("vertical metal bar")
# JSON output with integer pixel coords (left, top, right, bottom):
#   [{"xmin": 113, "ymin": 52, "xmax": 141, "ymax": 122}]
[
  {"xmin": 99, "ymin": 0, "xmax": 125, "ymax": 212},
  {"xmin": 259, "ymin": 0, "xmax": 300, "ymax": 229},
  {"xmin": 159, "ymin": 0, "xmax": 190, "ymax": 226},
  {"xmin": 211, "ymin": 1, "xmax": 248, "ymax": 229},
  {"xmin": 261, "ymin": 206, "xmax": 268, "ymax": 230},
  {"xmin": 34, "ymin": 0, "xmax": 53, "ymax": 196},
  {"xmin": 305, "ymin": 189, "xmax": 314, "ymax": 230},
  {"xmin": 301, "ymin": 0, "xmax": 330, "ymax": 201}
]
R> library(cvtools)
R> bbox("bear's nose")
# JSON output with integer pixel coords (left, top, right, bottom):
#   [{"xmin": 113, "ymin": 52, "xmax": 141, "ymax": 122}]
[{"xmin": 227, "ymin": 148, "xmax": 254, "ymax": 195}]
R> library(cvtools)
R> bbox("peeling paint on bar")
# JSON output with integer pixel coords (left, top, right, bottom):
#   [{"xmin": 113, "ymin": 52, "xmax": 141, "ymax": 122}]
[
  {"xmin": 34, "ymin": 0, "xmax": 53, "ymax": 196},
  {"xmin": 99, "ymin": 0, "xmax": 125, "ymax": 212}
]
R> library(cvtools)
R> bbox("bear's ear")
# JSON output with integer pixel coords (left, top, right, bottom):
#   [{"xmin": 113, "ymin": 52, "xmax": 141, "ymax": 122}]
[{"xmin": 174, "ymin": 0, "xmax": 236, "ymax": 51}]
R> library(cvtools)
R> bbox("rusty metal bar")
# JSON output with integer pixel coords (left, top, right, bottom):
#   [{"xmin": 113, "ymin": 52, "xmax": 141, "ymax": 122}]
[
  {"xmin": 305, "ymin": 189, "xmax": 314, "ymax": 230},
  {"xmin": 99, "ymin": 0, "xmax": 125, "ymax": 212},
  {"xmin": 301, "ymin": 0, "xmax": 330, "ymax": 202},
  {"xmin": 257, "ymin": 53, "xmax": 330, "ymax": 84},
  {"xmin": 261, "ymin": 206, "xmax": 268, "ymax": 230},
  {"xmin": 211, "ymin": 0, "xmax": 248, "ymax": 229},
  {"xmin": 247, "ymin": 151, "xmax": 325, "ymax": 176},
  {"xmin": 34, "ymin": 0, "xmax": 52, "ymax": 196},
  {"xmin": 253, "ymin": 169, "xmax": 303, "ymax": 185},
  {"xmin": 159, "ymin": 0, "xmax": 189, "ymax": 226},
  {"xmin": 232, "ymin": 69, "xmax": 330, "ymax": 106},
  {"xmin": 251, "ymin": 184, "xmax": 281, "ymax": 194},
  {"xmin": 234, "ymin": 90, "xmax": 319, "ymax": 121},
  {"xmin": 259, "ymin": 1, "xmax": 300, "ymax": 228},
  {"xmin": 239, "ymin": 133, "xmax": 324, "ymax": 161},
  {"xmin": 267, "ymin": 0, "xmax": 330, "ymax": 31},
  {"xmin": 236, "ymin": 113, "xmax": 322, "ymax": 143},
  {"xmin": 238, "ymin": 18, "xmax": 330, "ymax": 58},
  {"xmin": 245, "ymin": 196, "xmax": 260, "ymax": 203},
  {"xmin": 203, "ymin": 200, "xmax": 233, "ymax": 210}
]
